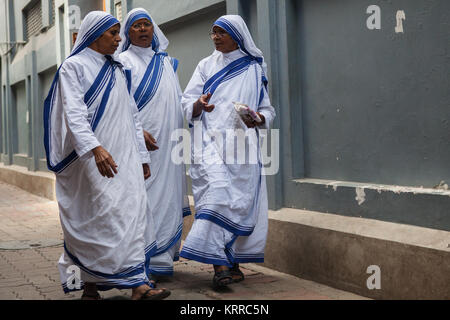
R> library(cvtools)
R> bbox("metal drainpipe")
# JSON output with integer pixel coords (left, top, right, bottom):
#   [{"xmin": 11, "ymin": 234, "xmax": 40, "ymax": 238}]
[{"xmin": 4, "ymin": 0, "xmax": 13, "ymax": 165}]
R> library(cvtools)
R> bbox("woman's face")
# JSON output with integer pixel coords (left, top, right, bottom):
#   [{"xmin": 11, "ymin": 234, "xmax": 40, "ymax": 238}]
[
  {"xmin": 91, "ymin": 24, "xmax": 122, "ymax": 55},
  {"xmin": 210, "ymin": 26, "xmax": 239, "ymax": 53},
  {"xmin": 129, "ymin": 18, "xmax": 154, "ymax": 48}
]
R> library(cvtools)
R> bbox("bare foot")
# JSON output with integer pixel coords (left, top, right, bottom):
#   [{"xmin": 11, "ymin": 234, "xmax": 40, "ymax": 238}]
[{"xmin": 131, "ymin": 284, "xmax": 170, "ymax": 300}]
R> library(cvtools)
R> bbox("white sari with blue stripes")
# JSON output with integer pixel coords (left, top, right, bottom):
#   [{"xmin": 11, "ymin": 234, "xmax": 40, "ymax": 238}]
[
  {"xmin": 180, "ymin": 15, "xmax": 276, "ymax": 267},
  {"xmin": 119, "ymin": 8, "xmax": 191, "ymax": 277},
  {"xmin": 43, "ymin": 12, "xmax": 154, "ymax": 292}
]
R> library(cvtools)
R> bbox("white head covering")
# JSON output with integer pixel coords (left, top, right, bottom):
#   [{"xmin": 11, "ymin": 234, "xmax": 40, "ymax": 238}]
[
  {"xmin": 118, "ymin": 8, "xmax": 169, "ymax": 53},
  {"xmin": 44, "ymin": 11, "xmax": 120, "ymax": 173},
  {"xmin": 71, "ymin": 11, "xmax": 120, "ymax": 56},
  {"xmin": 213, "ymin": 15, "xmax": 267, "ymax": 74}
]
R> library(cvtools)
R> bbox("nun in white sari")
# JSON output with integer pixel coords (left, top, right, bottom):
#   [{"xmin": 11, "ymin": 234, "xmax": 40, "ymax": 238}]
[
  {"xmin": 180, "ymin": 15, "xmax": 276, "ymax": 287},
  {"xmin": 44, "ymin": 11, "xmax": 169, "ymax": 300},
  {"xmin": 118, "ymin": 8, "xmax": 191, "ymax": 281}
]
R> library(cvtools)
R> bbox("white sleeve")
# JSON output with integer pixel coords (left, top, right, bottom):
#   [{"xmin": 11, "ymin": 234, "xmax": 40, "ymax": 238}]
[
  {"xmin": 59, "ymin": 62, "xmax": 101, "ymax": 158},
  {"xmin": 181, "ymin": 63, "xmax": 206, "ymax": 125},
  {"xmin": 130, "ymin": 95, "xmax": 151, "ymax": 164}
]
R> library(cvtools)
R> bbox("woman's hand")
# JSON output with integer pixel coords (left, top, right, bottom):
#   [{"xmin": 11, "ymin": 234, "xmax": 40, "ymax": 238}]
[
  {"xmin": 143, "ymin": 130, "xmax": 159, "ymax": 151},
  {"xmin": 243, "ymin": 112, "xmax": 266, "ymax": 128},
  {"xmin": 92, "ymin": 146, "xmax": 118, "ymax": 178},
  {"xmin": 193, "ymin": 93, "xmax": 215, "ymax": 117},
  {"xmin": 143, "ymin": 163, "xmax": 151, "ymax": 180}
]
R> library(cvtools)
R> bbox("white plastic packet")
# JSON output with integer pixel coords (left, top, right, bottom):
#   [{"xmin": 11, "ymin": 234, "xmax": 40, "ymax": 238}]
[{"xmin": 233, "ymin": 102, "xmax": 262, "ymax": 123}]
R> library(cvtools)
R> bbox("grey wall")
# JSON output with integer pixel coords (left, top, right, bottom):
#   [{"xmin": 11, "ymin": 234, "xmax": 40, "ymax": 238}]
[
  {"xmin": 71, "ymin": 0, "xmax": 103, "ymax": 17},
  {"xmin": 38, "ymin": 66, "xmax": 57, "ymax": 160},
  {"xmin": 0, "ymin": 1, "xmax": 4, "ymax": 153},
  {"xmin": 1, "ymin": 0, "xmax": 59, "ymax": 170},
  {"xmin": 12, "ymin": 81, "xmax": 27, "ymax": 155},
  {"xmin": 13, "ymin": 0, "xmax": 28, "ymax": 43},
  {"xmin": 130, "ymin": 0, "xmax": 224, "ymax": 25},
  {"xmin": 240, "ymin": 0, "xmax": 258, "ymax": 44},
  {"xmin": 162, "ymin": 6, "xmax": 226, "ymax": 89},
  {"xmin": 0, "ymin": 1, "xmax": 6, "ymax": 44},
  {"xmin": 294, "ymin": 0, "xmax": 450, "ymax": 188},
  {"xmin": 0, "ymin": 57, "xmax": 3, "ymax": 155}
]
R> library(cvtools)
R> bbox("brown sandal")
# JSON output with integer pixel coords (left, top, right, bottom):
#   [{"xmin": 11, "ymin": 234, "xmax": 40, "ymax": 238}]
[
  {"xmin": 213, "ymin": 270, "xmax": 233, "ymax": 288},
  {"xmin": 230, "ymin": 264, "xmax": 245, "ymax": 283},
  {"xmin": 140, "ymin": 288, "xmax": 171, "ymax": 300}
]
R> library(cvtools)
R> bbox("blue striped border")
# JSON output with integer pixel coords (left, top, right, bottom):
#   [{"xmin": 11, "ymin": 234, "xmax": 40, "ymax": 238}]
[
  {"xmin": 149, "ymin": 265, "xmax": 174, "ymax": 276},
  {"xmin": 154, "ymin": 224, "xmax": 182, "ymax": 256},
  {"xmin": 63, "ymin": 242, "xmax": 146, "ymax": 280},
  {"xmin": 62, "ymin": 279, "xmax": 149, "ymax": 293},
  {"xmin": 180, "ymin": 246, "xmax": 233, "ymax": 267},
  {"xmin": 195, "ymin": 208, "xmax": 254, "ymax": 236}
]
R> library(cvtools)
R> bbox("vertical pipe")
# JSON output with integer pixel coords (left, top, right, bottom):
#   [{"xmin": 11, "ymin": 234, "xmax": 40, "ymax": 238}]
[
  {"xmin": 4, "ymin": 0, "xmax": 13, "ymax": 165},
  {"xmin": 30, "ymin": 51, "xmax": 39, "ymax": 171},
  {"xmin": 256, "ymin": 0, "xmax": 284, "ymax": 210}
]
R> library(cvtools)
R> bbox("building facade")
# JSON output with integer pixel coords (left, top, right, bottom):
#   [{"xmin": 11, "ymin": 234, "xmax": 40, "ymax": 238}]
[{"xmin": 1, "ymin": 0, "xmax": 449, "ymax": 299}]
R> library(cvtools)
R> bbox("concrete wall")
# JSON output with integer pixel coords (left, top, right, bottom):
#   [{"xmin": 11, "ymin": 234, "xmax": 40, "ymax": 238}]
[
  {"xmin": 37, "ymin": 66, "xmax": 57, "ymax": 163},
  {"xmin": 130, "ymin": 0, "xmax": 224, "ymax": 25},
  {"xmin": 12, "ymin": 81, "xmax": 27, "ymax": 155},
  {"xmin": 295, "ymin": 0, "xmax": 450, "ymax": 188},
  {"xmin": 275, "ymin": 0, "xmax": 450, "ymax": 230},
  {"xmin": 162, "ymin": 6, "xmax": 226, "ymax": 89}
]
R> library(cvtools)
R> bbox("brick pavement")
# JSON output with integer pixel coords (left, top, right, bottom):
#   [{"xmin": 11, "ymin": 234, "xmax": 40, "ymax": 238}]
[{"xmin": 0, "ymin": 181, "xmax": 366, "ymax": 300}]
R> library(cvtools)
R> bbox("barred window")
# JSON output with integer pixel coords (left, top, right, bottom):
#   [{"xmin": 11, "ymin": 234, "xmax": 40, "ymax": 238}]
[
  {"xmin": 50, "ymin": 0, "xmax": 55, "ymax": 27},
  {"xmin": 115, "ymin": 2, "xmax": 123, "ymax": 22},
  {"xmin": 24, "ymin": 1, "xmax": 42, "ymax": 40}
]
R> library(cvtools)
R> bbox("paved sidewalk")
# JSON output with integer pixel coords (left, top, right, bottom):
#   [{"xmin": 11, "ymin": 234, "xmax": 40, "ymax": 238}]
[{"xmin": 0, "ymin": 181, "xmax": 367, "ymax": 300}]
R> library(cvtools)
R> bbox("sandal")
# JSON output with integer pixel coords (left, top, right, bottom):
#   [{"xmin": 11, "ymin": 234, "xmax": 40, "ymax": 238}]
[
  {"xmin": 148, "ymin": 274, "xmax": 159, "ymax": 288},
  {"xmin": 81, "ymin": 292, "xmax": 102, "ymax": 300},
  {"xmin": 230, "ymin": 264, "xmax": 245, "ymax": 283},
  {"xmin": 213, "ymin": 269, "xmax": 233, "ymax": 288},
  {"xmin": 140, "ymin": 288, "xmax": 171, "ymax": 300}
]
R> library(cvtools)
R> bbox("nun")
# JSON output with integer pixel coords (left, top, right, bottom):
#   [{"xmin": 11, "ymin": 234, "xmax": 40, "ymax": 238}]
[
  {"xmin": 43, "ymin": 11, "xmax": 169, "ymax": 300},
  {"xmin": 118, "ymin": 8, "xmax": 191, "ymax": 284},
  {"xmin": 180, "ymin": 15, "xmax": 276, "ymax": 288}
]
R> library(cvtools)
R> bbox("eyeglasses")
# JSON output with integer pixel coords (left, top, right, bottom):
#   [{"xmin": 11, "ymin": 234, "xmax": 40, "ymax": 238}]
[
  {"xmin": 131, "ymin": 22, "xmax": 153, "ymax": 30},
  {"xmin": 209, "ymin": 30, "xmax": 229, "ymax": 39}
]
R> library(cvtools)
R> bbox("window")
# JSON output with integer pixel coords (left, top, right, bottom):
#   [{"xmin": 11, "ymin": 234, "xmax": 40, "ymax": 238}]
[
  {"xmin": 50, "ymin": 0, "xmax": 56, "ymax": 27},
  {"xmin": 24, "ymin": 1, "xmax": 42, "ymax": 41},
  {"xmin": 115, "ymin": 2, "xmax": 123, "ymax": 22}
]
